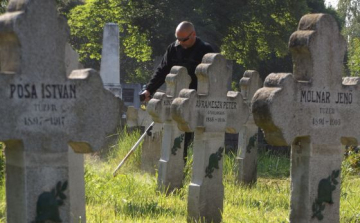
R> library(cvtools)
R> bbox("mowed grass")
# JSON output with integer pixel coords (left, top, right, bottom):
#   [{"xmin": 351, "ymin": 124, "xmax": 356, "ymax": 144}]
[
  {"xmin": 0, "ymin": 133, "xmax": 359, "ymax": 222},
  {"xmin": 83, "ymin": 130, "xmax": 360, "ymax": 223}
]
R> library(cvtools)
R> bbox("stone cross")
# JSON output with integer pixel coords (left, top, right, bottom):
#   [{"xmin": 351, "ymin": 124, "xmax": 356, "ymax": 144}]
[
  {"xmin": 65, "ymin": 42, "xmax": 87, "ymax": 221},
  {"xmin": 252, "ymin": 14, "xmax": 353, "ymax": 223},
  {"xmin": 171, "ymin": 53, "xmax": 249, "ymax": 223},
  {"xmin": 126, "ymin": 106, "xmax": 162, "ymax": 174},
  {"xmin": 147, "ymin": 66, "xmax": 191, "ymax": 192},
  {"xmin": 0, "ymin": 0, "xmax": 120, "ymax": 222},
  {"xmin": 236, "ymin": 70, "xmax": 262, "ymax": 184}
]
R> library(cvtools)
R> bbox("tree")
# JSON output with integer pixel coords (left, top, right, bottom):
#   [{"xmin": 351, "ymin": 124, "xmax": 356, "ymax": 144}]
[
  {"xmin": 67, "ymin": 0, "xmax": 153, "ymax": 83},
  {"xmin": 67, "ymin": 0, "xmax": 336, "ymax": 84},
  {"xmin": 0, "ymin": 0, "xmax": 8, "ymax": 14},
  {"xmin": 338, "ymin": 0, "xmax": 360, "ymax": 76}
]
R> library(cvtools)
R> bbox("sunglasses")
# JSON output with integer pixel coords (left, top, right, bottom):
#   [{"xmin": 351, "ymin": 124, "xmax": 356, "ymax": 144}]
[{"xmin": 176, "ymin": 31, "xmax": 193, "ymax": 42}]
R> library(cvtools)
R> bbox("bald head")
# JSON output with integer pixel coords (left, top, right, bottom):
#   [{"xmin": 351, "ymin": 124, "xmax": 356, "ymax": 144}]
[
  {"xmin": 175, "ymin": 21, "xmax": 197, "ymax": 49},
  {"xmin": 176, "ymin": 21, "xmax": 195, "ymax": 33}
]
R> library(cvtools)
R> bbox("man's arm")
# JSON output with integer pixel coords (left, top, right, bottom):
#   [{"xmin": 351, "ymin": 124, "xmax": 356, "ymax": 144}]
[{"xmin": 141, "ymin": 44, "xmax": 174, "ymax": 101}]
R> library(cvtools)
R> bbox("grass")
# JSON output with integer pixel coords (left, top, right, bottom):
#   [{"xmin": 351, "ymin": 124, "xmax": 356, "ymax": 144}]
[
  {"xmin": 0, "ymin": 133, "xmax": 359, "ymax": 222},
  {"xmin": 82, "ymin": 130, "xmax": 360, "ymax": 223}
]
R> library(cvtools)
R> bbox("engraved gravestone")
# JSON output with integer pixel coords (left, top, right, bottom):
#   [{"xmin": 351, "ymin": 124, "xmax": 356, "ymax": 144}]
[
  {"xmin": 171, "ymin": 53, "xmax": 249, "ymax": 223},
  {"xmin": 236, "ymin": 70, "xmax": 262, "ymax": 184},
  {"xmin": 0, "ymin": 0, "xmax": 121, "ymax": 222},
  {"xmin": 252, "ymin": 14, "xmax": 354, "ymax": 222},
  {"xmin": 147, "ymin": 66, "xmax": 191, "ymax": 192},
  {"xmin": 126, "ymin": 106, "xmax": 162, "ymax": 174}
]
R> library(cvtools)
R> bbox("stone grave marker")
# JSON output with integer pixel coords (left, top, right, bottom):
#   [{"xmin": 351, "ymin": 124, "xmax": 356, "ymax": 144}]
[
  {"xmin": 121, "ymin": 83, "xmax": 142, "ymax": 109},
  {"xmin": 0, "ymin": 0, "xmax": 121, "ymax": 222},
  {"xmin": 171, "ymin": 53, "xmax": 249, "ymax": 223},
  {"xmin": 65, "ymin": 43, "xmax": 83, "ymax": 77},
  {"xmin": 252, "ymin": 14, "xmax": 353, "ymax": 222},
  {"xmin": 147, "ymin": 66, "xmax": 191, "ymax": 192},
  {"xmin": 236, "ymin": 70, "xmax": 262, "ymax": 184},
  {"xmin": 126, "ymin": 106, "xmax": 162, "ymax": 174},
  {"xmin": 100, "ymin": 23, "xmax": 121, "ymax": 98},
  {"xmin": 65, "ymin": 42, "xmax": 86, "ymax": 221}
]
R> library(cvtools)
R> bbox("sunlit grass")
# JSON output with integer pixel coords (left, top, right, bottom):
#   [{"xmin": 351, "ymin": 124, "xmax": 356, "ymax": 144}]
[
  {"xmin": 84, "ymin": 132, "xmax": 360, "ymax": 223},
  {"xmin": 0, "ymin": 134, "xmax": 359, "ymax": 222}
]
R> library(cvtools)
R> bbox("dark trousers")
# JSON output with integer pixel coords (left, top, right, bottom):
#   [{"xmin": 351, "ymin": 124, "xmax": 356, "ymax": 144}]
[{"xmin": 184, "ymin": 132, "xmax": 194, "ymax": 162}]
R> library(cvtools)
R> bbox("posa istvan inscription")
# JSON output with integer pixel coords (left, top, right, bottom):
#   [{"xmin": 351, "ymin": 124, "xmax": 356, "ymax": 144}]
[{"xmin": 9, "ymin": 84, "xmax": 77, "ymax": 128}]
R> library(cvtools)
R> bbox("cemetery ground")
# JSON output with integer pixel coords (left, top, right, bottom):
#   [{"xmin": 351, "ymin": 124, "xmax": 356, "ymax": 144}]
[{"xmin": 0, "ymin": 132, "xmax": 359, "ymax": 222}]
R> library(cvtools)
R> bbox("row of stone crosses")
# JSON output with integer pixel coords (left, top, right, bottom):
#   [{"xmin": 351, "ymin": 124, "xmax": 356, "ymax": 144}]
[{"xmin": 0, "ymin": 0, "xmax": 355, "ymax": 222}]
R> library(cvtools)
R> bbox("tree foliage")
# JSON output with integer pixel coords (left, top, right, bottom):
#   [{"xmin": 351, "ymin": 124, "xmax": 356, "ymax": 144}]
[
  {"xmin": 1, "ymin": 0, "xmax": 342, "ymax": 82},
  {"xmin": 338, "ymin": 0, "xmax": 360, "ymax": 76},
  {"xmin": 67, "ymin": 0, "xmax": 154, "ymax": 83},
  {"xmin": 0, "ymin": 0, "xmax": 8, "ymax": 14},
  {"xmin": 347, "ymin": 37, "xmax": 360, "ymax": 76}
]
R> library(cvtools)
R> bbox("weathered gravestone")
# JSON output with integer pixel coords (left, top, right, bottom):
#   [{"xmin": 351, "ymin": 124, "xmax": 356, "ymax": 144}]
[
  {"xmin": 171, "ymin": 53, "xmax": 249, "ymax": 223},
  {"xmin": 147, "ymin": 66, "xmax": 191, "ymax": 192},
  {"xmin": 65, "ymin": 42, "xmax": 87, "ymax": 221},
  {"xmin": 121, "ymin": 83, "xmax": 142, "ymax": 109},
  {"xmin": 100, "ymin": 23, "xmax": 121, "ymax": 98},
  {"xmin": 0, "ymin": 0, "xmax": 121, "ymax": 222},
  {"xmin": 65, "ymin": 43, "xmax": 83, "ymax": 77},
  {"xmin": 126, "ymin": 106, "xmax": 162, "ymax": 174},
  {"xmin": 252, "ymin": 14, "xmax": 354, "ymax": 222},
  {"xmin": 236, "ymin": 70, "xmax": 262, "ymax": 184}
]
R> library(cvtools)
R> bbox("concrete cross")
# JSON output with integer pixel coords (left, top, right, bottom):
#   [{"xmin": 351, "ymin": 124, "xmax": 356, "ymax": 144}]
[
  {"xmin": 252, "ymin": 14, "xmax": 355, "ymax": 222},
  {"xmin": 147, "ymin": 66, "xmax": 191, "ymax": 192},
  {"xmin": 171, "ymin": 53, "xmax": 249, "ymax": 223},
  {"xmin": 126, "ymin": 106, "xmax": 162, "ymax": 174},
  {"xmin": 236, "ymin": 70, "xmax": 262, "ymax": 184},
  {"xmin": 0, "ymin": 0, "xmax": 120, "ymax": 222}
]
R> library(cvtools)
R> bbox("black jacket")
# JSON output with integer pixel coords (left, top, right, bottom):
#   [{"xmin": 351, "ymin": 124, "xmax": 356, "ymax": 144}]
[{"xmin": 146, "ymin": 37, "xmax": 214, "ymax": 95}]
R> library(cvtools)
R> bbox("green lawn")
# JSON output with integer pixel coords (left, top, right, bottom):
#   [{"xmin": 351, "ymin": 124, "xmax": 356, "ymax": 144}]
[
  {"xmin": 82, "ymin": 130, "xmax": 360, "ymax": 223},
  {"xmin": 0, "ymin": 133, "xmax": 359, "ymax": 222}
]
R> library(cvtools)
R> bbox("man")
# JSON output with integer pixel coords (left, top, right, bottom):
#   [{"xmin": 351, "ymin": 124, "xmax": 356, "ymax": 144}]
[
  {"xmin": 141, "ymin": 21, "xmax": 215, "ymax": 160},
  {"xmin": 141, "ymin": 21, "xmax": 215, "ymax": 101}
]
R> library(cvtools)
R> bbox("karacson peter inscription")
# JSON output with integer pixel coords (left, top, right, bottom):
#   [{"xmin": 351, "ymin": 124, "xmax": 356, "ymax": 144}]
[{"xmin": 299, "ymin": 90, "xmax": 354, "ymax": 127}]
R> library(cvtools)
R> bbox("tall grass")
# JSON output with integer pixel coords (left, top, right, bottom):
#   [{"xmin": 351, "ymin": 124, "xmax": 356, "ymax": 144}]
[
  {"xmin": 84, "ymin": 131, "xmax": 360, "ymax": 223},
  {"xmin": 0, "ymin": 134, "xmax": 359, "ymax": 222}
]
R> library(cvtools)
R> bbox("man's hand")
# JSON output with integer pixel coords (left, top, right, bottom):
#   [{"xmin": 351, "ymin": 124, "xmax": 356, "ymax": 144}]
[{"xmin": 140, "ymin": 90, "xmax": 151, "ymax": 102}]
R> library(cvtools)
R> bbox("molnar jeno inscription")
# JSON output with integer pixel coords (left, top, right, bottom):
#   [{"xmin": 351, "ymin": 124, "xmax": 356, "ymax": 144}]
[
  {"xmin": 299, "ymin": 90, "xmax": 353, "ymax": 128},
  {"xmin": 9, "ymin": 84, "xmax": 76, "ymax": 99},
  {"xmin": 300, "ymin": 90, "xmax": 352, "ymax": 104}
]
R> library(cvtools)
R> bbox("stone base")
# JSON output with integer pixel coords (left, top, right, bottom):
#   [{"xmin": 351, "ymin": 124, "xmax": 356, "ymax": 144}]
[
  {"xmin": 187, "ymin": 130, "xmax": 224, "ymax": 223},
  {"xmin": 236, "ymin": 124, "xmax": 258, "ymax": 184},
  {"xmin": 141, "ymin": 130, "xmax": 162, "ymax": 175},
  {"xmin": 157, "ymin": 122, "xmax": 185, "ymax": 192},
  {"xmin": 290, "ymin": 137, "xmax": 342, "ymax": 223},
  {"xmin": 5, "ymin": 141, "xmax": 86, "ymax": 223}
]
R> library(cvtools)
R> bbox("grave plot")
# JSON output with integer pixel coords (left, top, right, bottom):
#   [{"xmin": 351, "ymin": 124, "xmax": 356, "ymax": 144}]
[
  {"xmin": 147, "ymin": 66, "xmax": 191, "ymax": 192},
  {"xmin": 252, "ymin": 14, "xmax": 355, "ymax": 223},
  {"xmin": 236, "ymin": 70, "xmax": 262, "ymax": 184},
  {"xmin": 171, "ymin": 53, "xmax": 249, "ymax": 223},
  {"xmin": 0, "ymin": 0, "xmax": 121, "ymax": 222}
]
